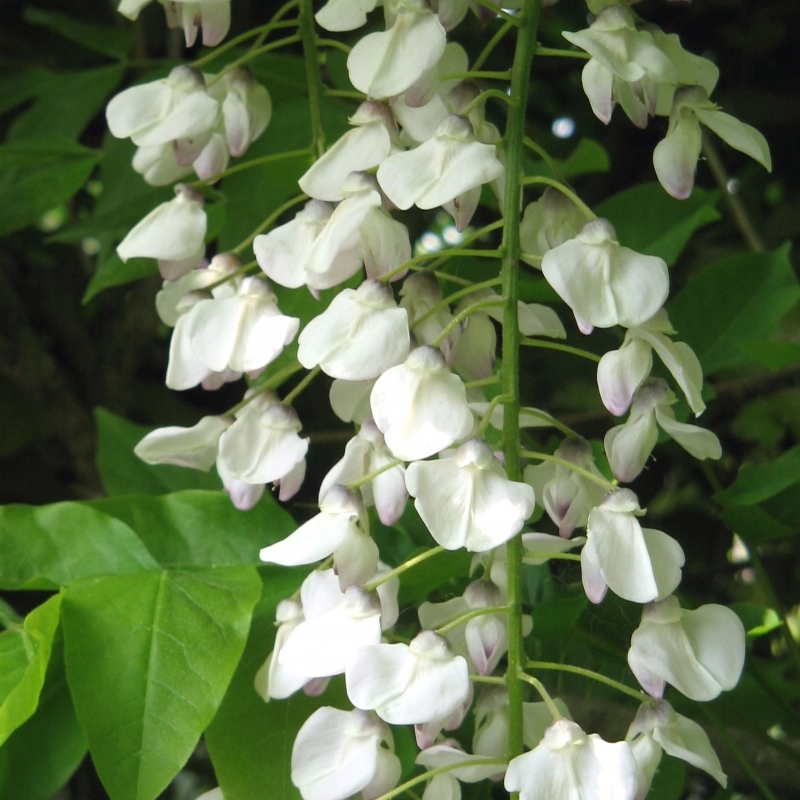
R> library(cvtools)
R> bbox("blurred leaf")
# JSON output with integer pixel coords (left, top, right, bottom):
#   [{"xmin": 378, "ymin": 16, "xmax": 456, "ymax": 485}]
[
  {"xmin": 7, "ymin": 66, "xmax": 124, "ymax": 142},
  {"xmin": 731, "ymin": 389, "xmax": 800, "ymax": 448},
  {"xmin": 0, "ymin": 595, "xmax": 61, "ymax": 748},
  {"xmin": 94, "ymin": 408, "xmax": 222, "ymax": 496},
  {"xmin": 0, "ymin": 68, "xmax": 52, "ymax": 117},
  {"xmin": 0, "ymin": 138, "xmax": 101, "ymax": 238},
  {"xmin": 646, "ymin": 755, "xmax": 686, "ymax": 800},
  {"xmin": 83, "ymin": 254, "xmax": 158, "ymax": 304},
  {"xmin": 0, "ymin": 384, "xmax": 48, "ymax": 458},
  {"xmin": 398, "ymin": 548, "xmax": 472, "ymax": 606},
  {"xmin": 0, "ymin": 502, "xmax": 157, "ymax": 590},
  {"xmin": 22, "ymin": 7, "xmax": 132, "ymax": 59},
  {"xmin": 729, "ymin": 602, "xmax": 782, "ymax": 639},
  {"xmin": 248, "ymin": 54, "xmax": 308, "ymax": 104},
  {"xmin": 530, "ymin": 596, "xmax": 587, "ymax": 641},
  {"xmin": 741, "ymin": 340, "xmax": 800, "ymax": 370},
  {"xmin": 205, "ymin": 576, "xmax": 350, "ymax": 800},
  {"xmin": 63, "ymin": 565, "xmax": 261, "ymax": 800},
  {"xmin": 669, "ymin": 243, "xmax": 800, "ymax": 374},
  {"xmin": 721, "ymin": 504, "xmax": 796, "ymax": 545},
  {"xmin": 596, "ymin": 182, "xmax": 720, "ymax": 265},
  {"xmin": 0, "ymin": 635, "xmax": 87, "ymax": 800},
  {"xmin": 715, "ymin": 444, "xmax": 800, "ymax": 506},
  {"xmin": 526, "ymin": 138, "xmax": 610, "ymax": 180},
  {"xmin": 88, "ymin": 490, "xmax": 296, "ymax": 567}
]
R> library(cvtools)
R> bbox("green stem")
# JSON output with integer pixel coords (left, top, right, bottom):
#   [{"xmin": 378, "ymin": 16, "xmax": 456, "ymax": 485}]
[
  {"xmin": 282, "ymin": 365, "xmax": 321, "ymax": 406},
  {"xmin": 520, "ymin": 407, "xmax": 580, "ymax": 439},
  {"xmin": 436, "ymin": 606, "xmax": 510, "ymax": 637},
  {"xmin": 460, "ymin": 89, "xmax": 512, "ymax": 118},
  {"xmin": 473, "ymin": 20, "xmax": 516, "ymax": 72},
  {"xmin": 371, "ymin": 760, "xmax": 507, "ymax": 800},
  {"xmin": 501, "ymin": 0, "xmax": 542, "ymax": 784},
  {"xmin": 204, "ymin": 259, "xmax": 258, "ymax": 292},
  {"xmin": 520, "ymin": 252, "xmax": 542, "ymax": 264},
  {"xmin": 381, "ymin": 247, "xmax": 502, "ymax": 284},
  {"xmin": 523, "ymin": 136, "xmax": 564, "ymax": 182},
  {"xmin": 413, "ymin": 277, "xmax": 503, "ymax": 328},
  {"xmin": 534, "ymin": 45, "xmax": 590, "ymax": 59},
  {"xmin": 472, "ymin": 0, "xmax": 521, "ymax": 25},
  {"xmin": 465, "ymin": 375, "xmax": 501, "ymax": 389},
  {"xmin": 431, "ymin": 298, "xmax": 506, "ymax": 348},
  {"xmin": 522, "ymin": 552, "xmax": 581, "ymax": 563},
  {"xmin": 520, "ymin": 337, "xmax": 601, "ymax": 363},
  {"xmin": 315, "ymin": 37, "xmax": 352, "ymax": 54},
  {"xmin": 189, "ymin": 149, "xmax": 312, "ymax": 188},
  {"xmin": 520, "ymin": 175, "xmax": 596, "ymax": 220},
  {"xmin": 365, "ymin": 547, "xmax": 445, "ymax": 591},
  {"xmin": 475, "ymin": 394, "xmax": 512, "ymax": 439},
  {"xmin": 521, "ymin": 450, "xmax": 615, "ymax": 491},
  {"xmin": 300, "ymin": 0, "xmax": 327, "ymax": 158},
  {"xmin": 232, "ymin": 193, "xmax": 308, "ymax": 255},
  {"xmin": 347, "ymin": 459, "xmax": 404, "ymax": 491},
  {"xmin": 526, "ymin": 660, "xmax": 645, "ymax": 701},
  {"xmin": 440, "ymin": 70, "xmax": 511, "ymax": 81},
  {"xmin": 226, "ymin": 362, "xmax": 304, "ymax": 415},
  {"xmin": 470, "ymin": 675, "xmax": 507, "ymax": 686},
  {"xmin": 207, "ymin": 35, "xmax": 302, "ymax": 85},
  {"xmin": 325, "ymin": 89, "xmax": 366, "ymax": 100},
  {"xmin": 517, "ymin": 672, "xmax": 563, "ymax": 720}
]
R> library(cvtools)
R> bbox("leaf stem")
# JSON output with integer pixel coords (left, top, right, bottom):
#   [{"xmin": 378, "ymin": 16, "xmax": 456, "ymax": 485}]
[
  {"xmin": 315, "ymin": 37, "xmax": 353, "ymax": 54},
  {"xmin": 473, "ymin": 20, "xmax": 516, "ymax": 72},
  {"xmin": 204, "ymin": 260, "xmax": 258, "ymax": 292},
  {"xmin": 226, "ymin": 362, "xmax": 305, "ymax": 415},
  {"xmin": 475, "ymin": 394, "xmax": 512, "ymax": 439},
  {"xmin": 347, "ymin": 458, "xmax": 404, "ymax": 491},
  {"xmin": 371, "ymin": 759, "xmax": 507, "ymax": 800},
  {"xmin": 460, "ymin": 89, "xmax": 512, "ymax": 118},
  {"xmin": 282, "ymin": 365, "xmax": 321, "ymax": 406},
  {"xmin": 440, "ymin": 70, "xmax": 512, "ymax": 81},
  {"xmin": 472, "ymin": 0, "xmax": 521, "ymax": 25},
  {"xmin": 526, "ymin": 660, "xmax": 645, "ymax": 701},
  {"xmin": 534, "ymin": 45, "xmax": 590, "ymax": 59},
  {"xmin": 523, "ymin": 136, "xmax": 564, "ymax": 182},
  {"xmin": 413, "ymin": 277, "xmax": 503, "ymax": 328}
]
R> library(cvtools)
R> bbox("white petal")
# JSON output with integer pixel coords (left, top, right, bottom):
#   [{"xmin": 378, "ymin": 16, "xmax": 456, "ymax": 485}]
[
  {"xmin": 315, "ymin": 0, "xmax": 379, "ymax": 31},
  {"xmin": 582, "ymin": 59, "xmax": 615, "ymax": 124},
  {"xmin": 655, "ymin": 407, "xmax": 721, "ymax": 461},
  {"xmin": 696, "ymin": 109, "xmax": 771, "ymax": 171},
  {"xmin": 517, "ymin": 303, "xmax": 567, "ymax": 339},
  {"xmin": 259, "ymin": 510, "xmax": 357, "ymax": 566},
  {"xmin": 134, "ymin": 416, "xmax": 229, "ymax": 470},
  {"xmin": 604, "ymin": 410, "xmax": 659, "ymax": 483},
  {"xmin": 653, "ymin": 111, "xmax": 703, "ymax": 200},
  {"xmin": 166, "ymin": 314, "xmax": 213, "ymax": 391},
  {"xmin": 597, "ymin": 337, "xmax": 653, "ymax": 417},
  {"xmin": 330, "ymin": 379, "xmax": 375, "ymax": 423},
  {"xmin": 416, "ymin": 743, "xmax": 501, "ymax": 783}
]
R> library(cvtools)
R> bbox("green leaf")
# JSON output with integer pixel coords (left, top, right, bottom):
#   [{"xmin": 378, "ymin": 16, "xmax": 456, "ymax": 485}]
[
  {"xmin": 88, "ymin": 490, "xmax": 296, "ymax": 567},
  {"xmin": 0, "ymin": 634, "xmax": 87, "ymax": 800},
  {"xmin": 530, "ymin": 596, "xmax": 587, "ymax": 641},
  {"xmin": 525, "ymin": 138, "xmax": 610, "ymax": 181},
  {"xmin": 668, "ymin": 243, "xmax": 800, "ymax": 374},
  {"xmin": 0, "ymin": 68, "xmax": 52, "ymax": 117},
  {"xmin": 0, "ymin": 596, "xmax": 62, "ymax": 748},
  {"xmin": 205, "ymin": 574, "xmax": 350, "ymax": 800},
  {"xmin": 741, "ymin": 341, "xmax": 800, "ymax": 371},
  {"xmin": 596, "ymin": 182, "xmax": 720, "ymax": 265},
  {"xmin": 22, "ymin": 7, "xmax": 132, "ymax": 59},
  {"xmin": 0, "ymin": 138, "xmax": 102, "ymax": 239},
  {"xmin": 715, "ymin": 444, "xmax": 800, "ymax": 506},
  {"xmin": 720, "ymin": 504, "xmax": 796, "ymax": 545},
  {"xmin": 83, "ymin": 254, "xmax": 158, "ymax": 304},
  {"xmin": 646, "ymin": 755, "xmax": 686, "ymax": 800},
  {"xmin": 7, "ymin": 66, "xmax": 124, "ymax": 142},
  {"xmin": 0, "ymin": 502, "xmax": 157, "ymax": 590},
  {"xmin": 248, "ymin": 54, "xmax": 308, "ymax": 104},
  {"xmin": 63, "ymin": 566, "xmax": 261, "ymax": 800},
  {"xmin": 729, "ymin": 602, "xmax": 782, "ymax": 639},
  {"xmin": 94, "ymin": 408, "xmax": 222, "ymax": 496}
]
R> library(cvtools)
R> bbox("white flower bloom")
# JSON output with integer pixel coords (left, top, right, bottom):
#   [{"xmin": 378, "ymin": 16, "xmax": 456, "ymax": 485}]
[
  {"xmin": 183, "ymin": 276, "xmax": 299, "ymax": 374},
  {"xmin": 221, "ymin": 68, "xmax": 272, "ymax": 157},
  {"xmin": 451, "ymin": 300, "xmax": 496, "ymax": 383},
  {"xmin": 371, "ymin": 345, "xmax": 473, "ymax": 460},
  {"xmin": 415, "ymin": 685, "xmax": 473, "ymax": 750},
  {"xmin": 422, "ymin": 774, "xmax": 461, "ymax": 800},
  {"xmin": 216, "ymin": 457, "xmax": 266, "ymax": 511},
  {"xmin": 505, "ymin": 719, "xmax": 638, "ymax": 800},
  {"xmin": 517, "ymin": 303, "xmax": 567, "ymax": 339},
  {"xmin": 106, "ymin": 65, "xmax": 220, "ymax": 147},
  {"xmin": 291, "ymin": 707, "xmax": 400, "ymax": 800},
  {"xmin": 360, "ymin": 207, "xmax": 412, "ymax": 282},
  {"xmin": 473, "ymin": 688, "xmax": 509, "ymax": 762},
  {"xmin": 216, "ymin": 392, "xmax": 309, "ymax": 485},
  {"xmin": 522, "ymin": 533, "xmax": 586, "ymax": 565},
  {"xmin": 581, "ymin": 489, "xmax": 684, "ymax": 604},
  {"xmin": 406, "ymin": 440, "xmax": 535, "ymax": 552},
  {"xmin": 520, "ymin": 188, "xmax": 586, "ymax": 265},
  {"xmin": 597, "ymin": 308, "xmax": 705, "ymax": 417},
  {"xmin": 524, "ymin": 438, "xmax": 606, "ymax": 537},
  {"xmin": 315, "ymin": 0, "xmax": 379, "ymax": 32},
  {"xmin": 346, "ymin": 631, "xmax": 469, "ymax": 725},
  {"xmin": 330, "ymin": 379, "xmax": 375, "ymax": 424},
  {"xmin": 195, "ymin": 789, "xmax": 225, "ymax": 800},
  {"xmin": 399, "ymin": 274, "xmax": 459, "ymax": 361},
  {"xmin": 132, "ymin": 142, "xmax": 194, "ymax": 186},
  {"xmin": 605, "ymin": 380, "xmax": 721, "ymax": 483},
  {"xmin": 320, "ymin": 420, "xmax": 408, "ymax": 526},
  {"xmin": 626, "ymin": 700, "xmax": 726, "ymax": 795},
  {"xmin": 347, "ymin": 0, "xmax": 447, "ymax": 99},
  {"xmin": 541, "ymin": 219, "xmax": 669, "ymax": 332},
  {"xmin": 134, "ymin": 415, "xmax": 230, "ymax": 470},
  {"xmin": 462, "ymin": 581, "xmax": 509, "ymax": 675},
  {"xmin": 416, "ymin": 740, "xmax": 503, "ymax": 783},
  {"xmin": 378, "ymin": 115, "xmax": 503, "ymax": 211},
  {"xmin": 654, "ymin": 86, "xmax": 771, "ymax": 200},
  {"xmin": 299, "ymin": 102, "xmax": 397, "ymax": 202},
  {"xmin": 403, "ymin": 41, "xmax": 469, "ymax": 109},
  {"xmin": 278, "ymin": 586, "xmax": 383, "ymax": 678},
  {"xmin": 254, "ymin": 599, "xmax": 310, "ymax": 701},
  {"xmin": 628, "ymin": 596, "xmax": 746, "ymax": 701},
  {"xmin": 117, "ymin": 183, "xmax": 207, "ymax": 280},
  {"xmin": 298, "ymin": 280, "xmax": 410, "ymax": 380},
  {"xmin": 260, "ymin": 486, "xmax": 378, "ymax": 589},
  {"xmin": 161, "ymin": 0, "xmax": 232, "ymax": 47},
  {"xmin": 523, "ymin": 699, "xmax": 573, "ymax": 749}
]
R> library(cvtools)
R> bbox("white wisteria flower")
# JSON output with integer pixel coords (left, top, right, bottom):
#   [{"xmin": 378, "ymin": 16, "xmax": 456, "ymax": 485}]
[
  {"xmin": 220, "ymin": 67, "xmax": 272, "ymax": 157},
  {"xmin": 462, "ymin": 581, "xmax": 510, "ymax": 676},
  {"xmin": 597, "ymin": 308, "xmax": 705, "ymax": 417},
  {"xmin": 581, "ymin": 489, "xmax": 684, "ymax": 604},
  {"xmin": 298, "ymin": 280, "xmax": 410, "ymax": 380},
  {"xmin": 117, "ymin": 183, "xmax": 207, "ymax": 280},
  {"xmin": 626, "ymin": 699, "xmax": 726, "ymax": 796},
  {"xmin": 524, "ymin": 437, "xmax": 607, "ymax": 537},
  {"xmin": 260, "ymin": 485, "xmax": 378, "ymax": 589},
  {"xmin": 106, "ymin": 65, "xmax": 219, "ymax": 147},
  {"xmin": 399, "ymin": 274, "xmax": 459, "ymax": 361},
  {"xmin": 134, "ymin": 415, "xmax": 230, "ymax": 470},
  {"xmin": 654, "ymin": 86, "xmax": 771, "ymax": 200},
  {"xmin": 315, "ymin": 0, "xmax": 379, "ymax": 31},
  {"xmin": 320, "ymin": 420, "xmax": 408, "ymax": 526},
  {"xmin": 416, "ymin": 740, "xmax": 504, "ymax": 783},
  {"xmin": 377, "ymin": 115, "xmax": 503, "ymax": 211},
  {"xmin": 522, "ymin": 532, "xmax": 586, "ymax": 565},
  {"xmin": 299, "ymin": 102, "xmax": 397, "ymax": 202},
  {"xmin": 347, "ymin": 0, "xmax": 447, "ymax": 99},
  {"xmin": 628, "ymin": 595, "xmax": 746, "ymax": 701},
  {"xmin": 504, "ymin": 719, "xmax": 638, "ymax": 800},
  {"xmin": 604, "ymin": 379, "xmax": 721, "ymax": 483},
  {"xmin": 542, "ymin": 219, "xmax": 669, "ymax": 332},
  {"xmin": 371, "ymin": 346, "xmax": 473, "ymax": 460},
  {"xmin": 330, "ymin": 379, "xmax": 375, "ymax": 424},
  {"xmin": 291, "ymin": 707, "xmax": 400, "ymax": 800},
  {"xmin": 406, "ymin": 439, "xmax": 535, "ymax": 552},
  {"xmin": 520, "ymin": 188, "xmax": 586, "ymax": 265},
  {"xmin": 346, "ymin": 631, "xmax": 469, "ymax": 725}
]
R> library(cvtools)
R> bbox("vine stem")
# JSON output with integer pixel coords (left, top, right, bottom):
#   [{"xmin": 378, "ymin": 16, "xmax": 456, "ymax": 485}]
[
  {"xmin": 460, "ymin": 89, "xmax": 512, "ymax": 118},
  {"xmin": 520, "ymin": 175, "xmax": 596, "ymax": 220},
  {"xmin": 521, "ymin": 450, "xmax": 615, "ymax": 491},
  {"xmin": 299, "ymin": 0, "xmax": 326, "ymax": 158},
  {"xmin": 501, "ymin": 3, "xmax": 543, "ymax": 784},
  {"xmin": 364, "ymin": 547, "xmax": 445, "ymax": 591},
  {"xmin": 526, "ymin": 660, "xmax": 646, "ymax": 701},
  {"xmin": 535, "ymin": 46, "xmax": 589, "ymax": 59}
]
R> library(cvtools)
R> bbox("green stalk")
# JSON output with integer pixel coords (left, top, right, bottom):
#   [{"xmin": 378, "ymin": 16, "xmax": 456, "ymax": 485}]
[
  {"xmin": 299, "ymin": 0, "xmax": 326, "ymax": 158},
  {"xmin": 501, "ymin": 0, "xmax": 542, "ymax": 784}
]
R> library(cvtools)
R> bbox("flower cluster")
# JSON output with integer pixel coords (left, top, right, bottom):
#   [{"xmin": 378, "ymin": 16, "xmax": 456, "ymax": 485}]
[{"xmin": 107, "ymin": 0, "xmax": 765, "ymax": 798}]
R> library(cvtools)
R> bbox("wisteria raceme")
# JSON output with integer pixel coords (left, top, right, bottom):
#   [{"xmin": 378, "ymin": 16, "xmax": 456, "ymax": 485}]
[{"xmin": 105, "ymin": 0, "xmax": 769, "ymax": 797}]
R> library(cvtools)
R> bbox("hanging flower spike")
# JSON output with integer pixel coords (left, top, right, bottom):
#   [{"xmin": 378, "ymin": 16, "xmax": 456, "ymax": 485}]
[
  {"xmin": 406, "ymin": 439, "xmax": 535, "ymax": 552},
  {"xmin": 654, "ymin": 85, "xmax": 771, "ymax": 200},
  {"xmin": 581, "ymin": 489, "xmax": 684, "ymax": 604},
  {"xmin": 504, "ymin": 719, "xmax": 639, "ymax": 800},
  {"xmin": 628, "ymin": 595, "xmax": 746, "ymax": 701},
  {"xmin": 371, "ymin": 345, "xmax": 473, "ymax": 461},
  {"xmin": 378, "ymin": 115, "xmax": 504, "ymax": 211},
  {"xmin": 541, "ymin": 218, "xmax": 669, "ymax": 332}
]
